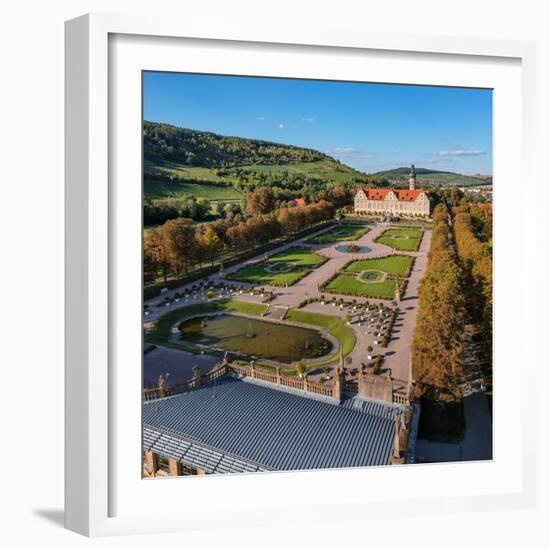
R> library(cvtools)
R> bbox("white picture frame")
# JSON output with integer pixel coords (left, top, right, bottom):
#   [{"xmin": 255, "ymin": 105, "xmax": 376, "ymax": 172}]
[{"xmin": 65, "ymin": 13, "xmax": 537, "ymax": 537}]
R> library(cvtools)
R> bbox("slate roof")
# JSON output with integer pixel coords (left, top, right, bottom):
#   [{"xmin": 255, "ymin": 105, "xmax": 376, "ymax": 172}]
[
  {"xmin": 143, "ymin": 376, "xmax": 401, "ymax": 473},
  {"xmin": 143, "ymin": 425, "xmax": 270, "ymax": 474}
]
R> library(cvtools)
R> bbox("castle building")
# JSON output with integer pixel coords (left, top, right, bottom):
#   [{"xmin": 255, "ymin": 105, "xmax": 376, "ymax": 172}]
[{"xmin": 354, "ymin": 165, "xmax": 431, "ymax": 218}]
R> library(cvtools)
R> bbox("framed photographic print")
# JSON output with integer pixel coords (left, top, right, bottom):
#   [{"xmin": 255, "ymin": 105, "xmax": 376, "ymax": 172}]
[{"xmin": 65, "ymin": 13, "xmax": 536, "ymax": 537}]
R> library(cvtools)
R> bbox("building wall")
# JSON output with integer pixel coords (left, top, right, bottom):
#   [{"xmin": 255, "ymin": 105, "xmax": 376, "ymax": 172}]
[{"xmin": 354, "ymin": 196, "xmax": 430, "ymax": 217}]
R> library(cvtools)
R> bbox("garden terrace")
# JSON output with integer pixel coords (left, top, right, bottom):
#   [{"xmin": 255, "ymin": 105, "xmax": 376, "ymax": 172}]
[
  {"xmin": 226, "ymin": 246, "xmax": 327, "ymax": 286},
  {"xmin": 375, "ymin": 228, "xmax": 423, "ymax": 251},
  {"xmin": 344, "ymin": 255, "xmax": 414, "ymax": 278}
]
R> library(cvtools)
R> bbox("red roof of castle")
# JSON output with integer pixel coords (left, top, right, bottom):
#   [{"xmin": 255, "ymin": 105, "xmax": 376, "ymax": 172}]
[
  {"xmin": 293, "ymin": 198, "xmax": 306, "ymax": 207},
  {"xmin": 357, "ymin": 188, "xmax": 429, "ymax": 202}
]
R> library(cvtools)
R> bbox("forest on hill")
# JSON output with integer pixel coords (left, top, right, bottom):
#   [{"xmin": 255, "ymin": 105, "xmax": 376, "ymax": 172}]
[{"xmin": 144, "ymin": 121, "xmax": 328, "ymax": 167}]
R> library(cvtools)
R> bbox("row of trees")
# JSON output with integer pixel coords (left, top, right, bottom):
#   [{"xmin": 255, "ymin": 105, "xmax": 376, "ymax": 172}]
[
  {"xmin": 452, "ymin": 202, "xmax": 493, "ymax": 367},
  {"xmin": 243, "ymin": 185, "xmax": 350, "ymax": 216},
  {"xmin": 143, "ymin": 183, "xmax": 352, "ymax": 227},
  {"xmin": 144, "ymin": 195, "xmax": 336, "ymax": 284},
  {"xmin": 412, "ymin": 203, "xmax": 466, "ymax": 395}
]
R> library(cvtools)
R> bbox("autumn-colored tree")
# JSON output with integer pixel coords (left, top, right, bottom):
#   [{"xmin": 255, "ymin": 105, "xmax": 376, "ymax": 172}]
[
  {"xmin": 245, "ymin": 186, "xmax": 276, "ymax": 215},
  {"xmin": 160, "ymin": 217, "xmax": 196, "ymax": 276},
  {"xmin": 412, "ymin": 250, "xmax": 466, "ymax": 393},
  {"xmin": 197, "ymin": 224, "xmax": 223, "ymax": 266},
  {"xmin": 144, "ymin": 226, "xmax": 170, "ymax": 284},
  {"xmin": 412, "ymin": 203, "xmax": 466, "ymax": 395},
  {"xmin": 144, "ymin": 198, "xmax": 335, "ymax": 286},
  {"xmin": 452, "ymin": 205, "xmax": 493, "ymax": 367}
]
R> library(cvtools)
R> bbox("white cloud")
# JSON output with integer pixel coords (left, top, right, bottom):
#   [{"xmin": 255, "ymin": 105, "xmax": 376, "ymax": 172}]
[
  {"xmin": 277, "ymin": 123, "xmax": 284, "ymax": 129},
  {"xmin": 327, "ymin": 146, "xmax": 359, "ymax": 155},
  {"xmin": 436, "ymin": 149, "xmax": 486, "ymax": 157},
  {"xmin": 301, "ymin": 117, "xmax": 316, "ymax": 123}
]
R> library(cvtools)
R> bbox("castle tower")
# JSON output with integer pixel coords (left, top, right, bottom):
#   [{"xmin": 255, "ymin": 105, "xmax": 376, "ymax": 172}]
[{"xmin": 409, "ymin": 164, "xmax": 416, "ymax": 190}]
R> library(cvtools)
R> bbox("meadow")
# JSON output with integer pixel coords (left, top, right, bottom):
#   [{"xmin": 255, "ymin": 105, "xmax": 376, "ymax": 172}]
[
  {"xmin": 144, "ymin": 178, "xmax": 243, "ymax": 201},
  {"xmin": 144, "ymin": 157, "xmax": 365, "ymax": 201}
]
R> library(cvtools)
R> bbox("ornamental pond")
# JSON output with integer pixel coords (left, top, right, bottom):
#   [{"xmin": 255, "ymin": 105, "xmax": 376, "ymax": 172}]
[
  {"xmin": 334, "ymin": 244, "xmax": 371, "ymax": 254},
  {"xmin": 178, "ymin": 314, "xmax": 332, "ymax": 364}
]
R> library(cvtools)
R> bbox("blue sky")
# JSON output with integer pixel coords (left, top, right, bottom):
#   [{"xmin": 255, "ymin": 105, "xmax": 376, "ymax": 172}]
[{"xmin": 144, "ymin": 72, "xmax": 493, "ymax": 175}]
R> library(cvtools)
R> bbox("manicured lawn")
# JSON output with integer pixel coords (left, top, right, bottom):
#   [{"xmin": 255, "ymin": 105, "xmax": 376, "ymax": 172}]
[
  {"xmin": 284, "ymin": 309, "xmax": 356, "ymax": 368},
  {"xmin": 344, "ymin": 255, "xmax": 413, "ymax": 277},
  {"xmin": 227, "ymin": 247, "xmax": 326, "ymax": 286},
  {"xmin": 224, "ymin": 300, "xmax": 269, "ymax": 316},
  {"xmin": 325, "ymin": 274, "xmax": 397, "ymax": 299},
  {"xmin": 267, "ymin": 247, "xmax": 326, "ymax": 267},
  {"xmin": 306, "ymin": 224, "xmax": 369, "ymax": 244},
  {"xmin": 375, "ymin": 228, "xmax": 423, "ymax": 251},
  {"xmin": 147, "ymin": 299, "xmax": 268, "ymax": 346}
]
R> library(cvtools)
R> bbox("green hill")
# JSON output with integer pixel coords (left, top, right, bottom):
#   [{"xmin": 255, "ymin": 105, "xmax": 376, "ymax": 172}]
[
  {"xmin": 143, "ymin": 121, "xmax": 372, "ymax": 201},
  {"xmin": 144, "ymin": 120, "xmax": 328, "ymax": 166},
  {"xmin": 373, "ymin": 167, "xmax": 491, "ymax": 187}
]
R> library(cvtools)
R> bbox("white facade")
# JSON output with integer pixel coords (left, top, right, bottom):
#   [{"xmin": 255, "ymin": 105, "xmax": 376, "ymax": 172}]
[{"xmin": 354, "ymin": 189, "xmax": 431, "ymax": 217}]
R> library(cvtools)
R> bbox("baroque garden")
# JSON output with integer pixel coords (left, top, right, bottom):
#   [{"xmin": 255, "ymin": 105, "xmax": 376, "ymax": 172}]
[
  {"xmin": 143, "ymin": 211, "xmax": 432, "ymax": 475},
  {"xmin": 142, "ymin": 125, "xmax": 493, "ymax": 476}
]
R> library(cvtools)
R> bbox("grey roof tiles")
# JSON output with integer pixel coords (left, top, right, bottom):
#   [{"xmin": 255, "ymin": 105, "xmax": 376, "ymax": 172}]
[{"xmin": 144, "ymin": 376, "xmax": 400, "ymax": 473}]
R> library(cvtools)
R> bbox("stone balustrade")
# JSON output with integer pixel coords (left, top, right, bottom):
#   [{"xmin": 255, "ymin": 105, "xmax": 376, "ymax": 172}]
[{"xmin": 143, "ymin": 359, "xmax": 413, "ymax": 407}]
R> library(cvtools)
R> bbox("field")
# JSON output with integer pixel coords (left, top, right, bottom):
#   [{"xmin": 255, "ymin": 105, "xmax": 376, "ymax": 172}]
[
  {"xmin": 227, "ymin": 247, "xmax": 326, "ymax": 286},
  {"xmin": 324, "ymin": 274, "xmax": 397, "ymax": 300},
  {"xmin": 144, "ymin": 158, "xmax": 365, "ymax": 201},
  {"xmin": 144, "ymin": 178, "xmax": 243, "ymax": 201},
  {"xmin": 344, "ymin": 255, "xmax": 413, "ymax": 277},
  {"xmin": 375, "ymin": 228, "xmax": 423, "ymax": 251},
  {"xmin": 234, "ymin": 159, "xmax": 363, "ymax": 185},
  {"xmin": 284, "ymin": 309, "xmax": 356, "ymax": 368},
  {"xmin": 306, "ymin": 224, "xmax": 369, "ymax": 244}
]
